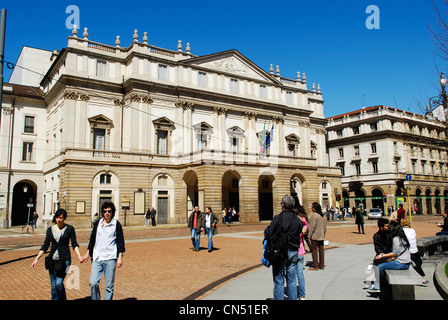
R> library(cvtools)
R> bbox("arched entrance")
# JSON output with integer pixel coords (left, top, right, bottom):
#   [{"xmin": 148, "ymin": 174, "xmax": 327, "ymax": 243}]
[
  {"xmin": 290, "ymin": 174, "xmax": 304, "ymax": 207},
  {"xmin": 183, "ymin": 171, "xmax": 199, "ymax": 218},
  {"xmin": 222, "ymin": 171, "xmax": 240, "ymax": 215},
  {"xmin": 355, "ymin": 189, "xmax": 366, "ymax": 211},
  {"xmin": 426, "ymin": 189, "xmax": 432, "ymax": 215},
  {"xmin": 342, "ymin": 190, "xmax": 350, "ymax": 208},
  {"xmin": 371, "ymin": 188, "xmax": 384, "ymax": 213},
  {"xmin": 435, "ymin": 189, "xmax": 441, "ymax": 214},
  {"xmin": 12, "ymin": 181, "xmax": 36, "ymax": 226},
  {"xmin": 259, "ymin": 175, "xmax": 274, "ymax": 221},
  {"xmin": 414, "ymin": 188, "xmax": 423, "ymax": 215}
]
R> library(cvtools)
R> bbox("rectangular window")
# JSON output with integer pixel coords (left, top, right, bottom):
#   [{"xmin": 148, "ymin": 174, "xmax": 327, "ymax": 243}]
[
  {"xmin": 230, "ymin": 79, "xmax": 238, "ymax": 93},
  {"xmin": 158, "ymin": 64, "xmax": 167, "ymax": 80},
  {"xmin": 22, "ymin": 142, "xmax": 33, "ymax": 161},
  {"xmin": 288, "ymin": 144, "xmax": 296, "ymax": 157},
  {"xmin": 371, "ymin": 143, "xmax": 377, "ymax": 154},
  {"xmin": 355, "ymin": 163, "xmax": 361, "ymax": 175},
  {"xmin": 286, "ymin": 91, "xmax": 292, "ymax": 104},
  {"xmin": 93, "ymin": 129, "xmax": 105, "ymax": 150},
  {"xmin": 24, "ymin": 116, "xmax": 35, "ymax": 133},
  {"xmin": 372, "ymin": 161, "xmax": 378, "ymax": 173},
  {"xmin": 370, "ymin": 122, "xmax": 378, "ymax": 131},
  {"xmin": 96, "ymin": 60, "xmax": 107, "ymax": 77},
  {"xmin": 198, "ymin": 72, "xmax": 207, "ymax": 87},
  {"xmin": 353, "ymin": 126, "xmax": 359, "ymax": 135},
  {"xmin": 259, "ymin": 85, "xmax": 267, "ymax": 98},
  {"xmin": 198, "ymin": 134, "xmax": 207, "ymax": 150},
  {"xmin": 231, "ymin": 137, "xmax": 239, "ymax": 152},
  {"xmin": 337, "ymin": 129, "xmax": 343, "ymax": 138},
  {"xmin": 157, "ymin": 131, "xmax": 168, "ymax": 155},
  {"xmin": 338, "ymin": 148, "xmax": 344, "ymax": 158},
  {"xmin": 354, "ymin": 145, "xmax": 360, "ymax": 156}
]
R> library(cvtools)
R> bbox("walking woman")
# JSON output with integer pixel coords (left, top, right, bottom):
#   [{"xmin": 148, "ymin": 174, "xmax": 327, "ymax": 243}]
[
  {"xmin": 308, "ymin": 202, "xmax": 327, "ymax": 270},
  {"xmin": 31, "ymin": 209, "xmax": 83, "ymax": 300}
]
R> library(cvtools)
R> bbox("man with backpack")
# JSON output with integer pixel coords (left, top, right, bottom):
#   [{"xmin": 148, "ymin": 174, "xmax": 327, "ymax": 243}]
[{"xmin": 264, "ymin": 195, "xmax": 302, "ymax": 300}]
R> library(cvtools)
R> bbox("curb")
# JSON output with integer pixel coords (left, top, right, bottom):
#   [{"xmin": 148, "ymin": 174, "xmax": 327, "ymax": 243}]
[{"xmin": 434, "ymin": 260, "xmax": 448, "ymax": 300}]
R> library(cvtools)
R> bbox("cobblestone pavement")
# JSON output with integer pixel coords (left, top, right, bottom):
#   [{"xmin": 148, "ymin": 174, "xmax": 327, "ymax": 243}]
[{"xmin": 0, "ymin": 215, "xmax": 443, "ymax": 300}]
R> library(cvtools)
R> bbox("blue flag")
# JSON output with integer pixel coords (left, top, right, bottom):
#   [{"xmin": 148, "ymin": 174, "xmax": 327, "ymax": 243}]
[{"xmin": 266, "ymin": 124, "xmax": 274, "ymax": 151}]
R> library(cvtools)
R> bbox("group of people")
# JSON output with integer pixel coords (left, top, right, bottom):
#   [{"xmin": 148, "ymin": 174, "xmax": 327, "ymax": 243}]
[
  {"xmin": 263, "ymin": 195, "xmax": 327, "ymax": 300},
  {"xmin": 31, "ymin": 201, "xmax": 126, "ymax": 300},
  {"xmin": 221, "ymin": 207, "xmax": 239, "ymax": 224},
  {"xmin": 365, "ymin": 216, "xmax": 428, "ymax": 295},
  {"xmin": 187, "ymin": 206, "xmax": 220, "ymax": 252},
  {"xmin": 145, "ymin": 207, "xmax": 157, "ymax": 227}
]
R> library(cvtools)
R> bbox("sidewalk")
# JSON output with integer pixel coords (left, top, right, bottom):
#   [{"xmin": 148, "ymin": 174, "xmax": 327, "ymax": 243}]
[{"xmin": 203, "ymin": 243, "xmax": 446, "ymax": 300}]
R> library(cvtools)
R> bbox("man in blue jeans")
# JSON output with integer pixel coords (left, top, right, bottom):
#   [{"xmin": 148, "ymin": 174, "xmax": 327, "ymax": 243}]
[
  {"xmin": 82, "ymin": 201, "xmax": 125, "ymax": 300},
  {"xmin": 187, "ymin": 206, "xmax": 204, "ymax": 251},
  {"xmin": 264, "ymin": 195, "xmax": 302, "ymax": 300}
]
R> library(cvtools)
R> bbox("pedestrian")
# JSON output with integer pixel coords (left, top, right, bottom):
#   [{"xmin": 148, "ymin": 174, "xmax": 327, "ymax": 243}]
[
  {"xmin": 32, "ymin": 211, "xmax": 38, "ymax": 228},
  {"xmin": 204, "ymin": 206, "xmax": 219, "ymax": 252},
  {"xmin": 227, "ymin": 207, "xmax": 233, "ymax": 224},
  {"xmin": 436, "ymin": 210, "xmax": 448, "ymax": 235},
  {"xmin": 308, "ymin": 202, "xmax": 327, "ymax": 270},
  {"xmin": 401, "ymin": 219, "xmax": 429, "ymax": 284},
  {"xmin": 145, "ymin": 209, "xmax": 151, "ymax": 227},
  {"xmin": 187, "ymin": 206, "xmax": 204, "ymax": 251},
  {"xmin": 222, "ymin": 208, "xmax": 226, "ymax": 224},
  {"xmin": 365, "ymin": 218, "xmax": 391, "ymax": 292},
  {"xmin": 150, "ymin": 207, "xmax": 157, "ymax": 226},
  {"xmin": 396, "ymin": 203, "xmax": 405, "ymax": 222},
  {"xmin": 264, "ymin": 195, "xmax": 302, "ymax": 300},
  {"xmin": 31, "ymin": 208, "xmax": 83, "ymax": 300},
  {"xmin": 82, "ymin": 201, "xmax": 125, "ymax": 300},
  {"xmin": 355, "ymin": 206, "xmax": 365, "ymax": 234},
  {"xmin": 368, "ymin": 220, "xmax": 411, "ymax": 294},
  {"xmin": 295, "ymin": 205, "xmax": 308, "ymax": 300}
]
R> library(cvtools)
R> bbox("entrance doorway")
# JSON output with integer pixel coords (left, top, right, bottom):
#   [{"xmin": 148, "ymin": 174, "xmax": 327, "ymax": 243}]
[
  {"xmin": 222, "ymin": 171, "xmax": 240, "ymax": 214},
  {"xmin": 12, "ymin": 182, "xmax": 36, "ymax": 226},
  {"xmin": 259, "ymin": 176, "xmax": 274, "ymax": 221},
  {"xmin": 157, "ymin": 196, "xmax": 168, "ymax": 224}
]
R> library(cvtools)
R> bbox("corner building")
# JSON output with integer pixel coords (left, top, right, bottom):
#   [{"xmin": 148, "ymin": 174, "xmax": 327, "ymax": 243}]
[{"xmin": 1, "ymin": 28, "xmax": 341, "ymax": 228}]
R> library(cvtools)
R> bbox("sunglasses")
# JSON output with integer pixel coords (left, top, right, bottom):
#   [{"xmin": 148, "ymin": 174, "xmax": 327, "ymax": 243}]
[{"xmin": 103, "ymin": 209, "xmax": 112, "ymax": 213}]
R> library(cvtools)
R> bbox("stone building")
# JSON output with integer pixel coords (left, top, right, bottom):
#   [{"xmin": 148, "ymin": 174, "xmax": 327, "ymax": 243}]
[
  {"xmin": 0, "ymin": 27, "xmax": 340, "ymax": 228},
  {"xmin": 326, "ymin": 105, "xmax": 448, "ymax": 215}
]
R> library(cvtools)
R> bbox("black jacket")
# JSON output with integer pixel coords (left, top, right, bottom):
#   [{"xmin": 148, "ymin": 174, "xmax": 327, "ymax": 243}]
[
  {"xmin": 87, "ymin": 219, "xmax": 126, "ymax": 259},
  {"xmin": 41, "ymin": 224, "xmax": 79, "ymax": 261},
  {"xmin": 264, "ymin": 210, "xmax": 302, "ymax": 251}
]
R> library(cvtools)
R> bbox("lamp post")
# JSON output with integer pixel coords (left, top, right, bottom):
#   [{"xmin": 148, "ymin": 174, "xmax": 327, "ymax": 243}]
[{"xmin": 428, "ymin": 72, "xmax": 448, "ymax": 133}]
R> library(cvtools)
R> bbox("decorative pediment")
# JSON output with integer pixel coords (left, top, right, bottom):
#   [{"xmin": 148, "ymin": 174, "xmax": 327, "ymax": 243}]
[
  {"xmin": 88, "ymin": 114, "xmax": 114, "ymax": 128},
  {"xmin": 193, "ymin": 121, "xmax": 213, "ymax": 133},
  {"xmin": 227, "ymin": 126, "xmax": 245, "ymax": 137},
  {"xmin": 153, "ymin": 116, "xmax": 175, "ymax": 130},
  {"xmin": 285, "ymin": 133, "xmax": 300, "ymax": 142},
  {"xmin": 182, "ymin": 50, "xmax": 282, "ymax": 85}
]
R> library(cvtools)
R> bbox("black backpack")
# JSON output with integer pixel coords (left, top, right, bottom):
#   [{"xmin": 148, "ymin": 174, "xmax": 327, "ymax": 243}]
[{"xmin": 264, "ymin": 215, "xmax": 289, "ymax": 265}]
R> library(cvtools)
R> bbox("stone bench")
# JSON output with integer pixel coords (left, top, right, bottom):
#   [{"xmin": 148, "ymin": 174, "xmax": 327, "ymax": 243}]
[
  {"xmin": 417, "ymin": 235, "xmax": 448, "ymax": 259},
  {"xmin": 384, "ymin": 267, "xmax": 422, "ymax": 300}
]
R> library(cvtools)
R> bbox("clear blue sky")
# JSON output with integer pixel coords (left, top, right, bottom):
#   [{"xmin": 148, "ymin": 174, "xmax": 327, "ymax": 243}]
[{"xmin": 1, "ymin": 0, "xmax": 445, "ymax": 117}]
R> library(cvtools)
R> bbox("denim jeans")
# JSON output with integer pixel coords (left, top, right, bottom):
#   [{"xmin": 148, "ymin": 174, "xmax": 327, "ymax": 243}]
[
  {"xmin": 191, "ymin": 228, "xmax": 201, "ymax": 250},
  {"xmin": 377, "ymin": 260, "xmax": 409, "ymax": 279},
  {"xmin": 296, "ymin": 255, "xmax": 305, "ymax": 297},
  {"xmin": 205, "ymin": 227, "xmax": 213, "ymax": 250},
  {"xmin": 273, "ymin": 250, "xmax": 299, "ymax": 300},
  {"xmin": 49, "ymin": 260, "xmax": 70, "ymax": 300},
  {"xmin": 89, "ymin": 259, "xmax": 117, "ymax": 300}
]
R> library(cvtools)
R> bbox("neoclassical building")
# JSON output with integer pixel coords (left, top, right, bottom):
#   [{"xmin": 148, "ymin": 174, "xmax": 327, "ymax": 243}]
[
  {"xmin": 326, "ymin": 105, "xmax": 448, "ymax": 215},
  {"xmin": 0, "ymin": 28, "xmax": 341, "ymax": 228}
]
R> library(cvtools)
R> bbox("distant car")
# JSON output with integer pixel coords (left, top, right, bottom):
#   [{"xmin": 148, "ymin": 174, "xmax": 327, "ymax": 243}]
[{"xmin": 368, "ymin": 208, "xmax": 383, "ymax": 220}]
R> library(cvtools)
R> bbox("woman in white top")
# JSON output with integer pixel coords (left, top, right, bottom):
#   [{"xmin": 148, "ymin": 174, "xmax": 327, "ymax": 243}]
[{"xmin": 401, "ymin": 219, "xmax": 429, "ymax": 284}]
